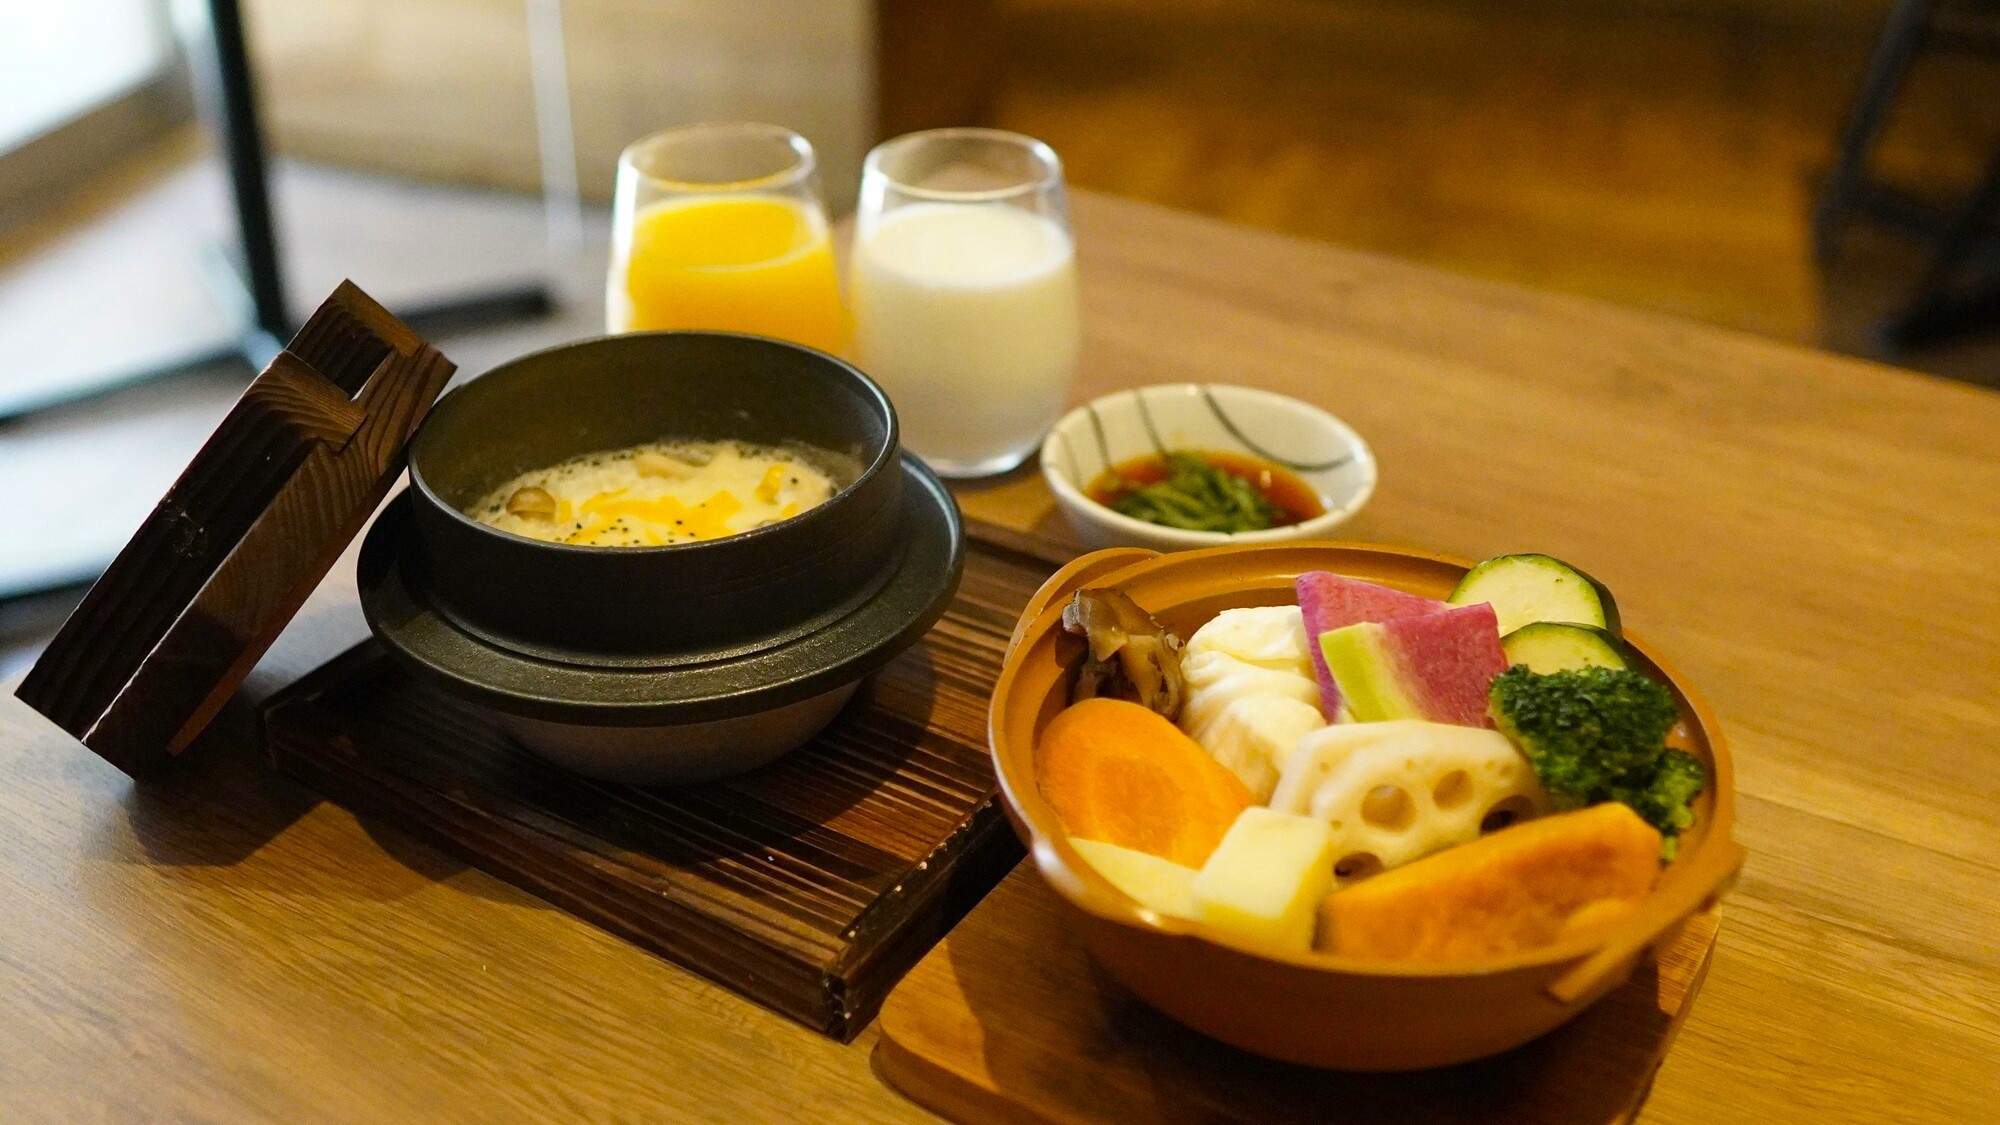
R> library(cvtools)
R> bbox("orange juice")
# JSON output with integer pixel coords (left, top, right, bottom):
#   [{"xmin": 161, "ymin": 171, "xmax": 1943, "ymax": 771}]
[{"xmin": 608, "ymin": 194, "xmax": 848, "ymax": 353}]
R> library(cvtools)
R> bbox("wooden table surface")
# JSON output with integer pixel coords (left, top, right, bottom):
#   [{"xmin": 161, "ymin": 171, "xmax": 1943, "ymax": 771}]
[{"xmin": 3, "ymin": 192, "xmax": 1996, "ymax": 1122}]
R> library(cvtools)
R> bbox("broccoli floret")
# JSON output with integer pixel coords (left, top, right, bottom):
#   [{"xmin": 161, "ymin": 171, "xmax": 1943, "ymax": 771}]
[
  {"xmin": 1610, "ymin": 749, "xmax": 1706, "ymax": 834},
  {"xmin": 1609, "ymin": 749, "xmax": 1708, "ymax": 860},
  {"xmin": 1490, "ymin": 665, "xmax": 1705, "ymax": 858},
  {"xmin": 1489, "ymin": 665, "xmax": 1678, "ymax": 799}
]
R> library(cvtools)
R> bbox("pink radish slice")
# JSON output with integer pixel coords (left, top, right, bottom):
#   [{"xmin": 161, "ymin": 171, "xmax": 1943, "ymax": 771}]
[{"xmin": 1294, "ymin": 571, "xmax": 1448, "ymax": 720}]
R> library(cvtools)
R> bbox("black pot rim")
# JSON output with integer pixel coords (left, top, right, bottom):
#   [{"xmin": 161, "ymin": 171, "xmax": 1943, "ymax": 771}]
[
  {"xmin": 407, "ymin": 330, "xmax": 900, "ymax": 560},
  {"xmin": 358, "ymin": 454, "xmax": 965, "ymax": 726}
]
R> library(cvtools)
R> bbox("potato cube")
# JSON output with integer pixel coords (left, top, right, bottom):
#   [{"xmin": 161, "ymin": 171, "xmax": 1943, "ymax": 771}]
[{"xmin": 1190, "ymin": 808, "xmax": 1336, "ymax": 951}]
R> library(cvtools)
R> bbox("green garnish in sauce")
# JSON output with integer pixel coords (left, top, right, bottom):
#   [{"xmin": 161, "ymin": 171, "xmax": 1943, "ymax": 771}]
[{"xmin": 1106, "ymin": 452, "xmax": 1287, "ymax": 533}]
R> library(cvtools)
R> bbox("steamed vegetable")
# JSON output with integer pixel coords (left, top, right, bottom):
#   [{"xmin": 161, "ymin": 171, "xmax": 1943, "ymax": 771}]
[
  {"xmin": 1318, "ymin": 603, "xmax": 1509, "ymax": 728},
  {"xmin": 1317, "ymin": 802, "xmax": 1662, "ymax": 961},
  {"xmin": 1488, "ymin": 666, "xmax": 1676, "ymax": 794},
  {"xmin": 1190, "ymin": 808, "xmax": 1336, "ymax": 951},
  {"xmin": 1449, "ymin": 553, "xmax": 1620, "ymax": 636},
  {"xmin": 1037, "ymin": 698, "xmax": 1253, "ymax": 867},
  {"xmin": 1609, "ymin": 749, "xmax": 1707, "ymax": 858},
  {"xmin": 1487, "ymin": 665, "xmax": 1705, "ymax": 858},
  {"xmin": 1267, "ymin": 720, "xmax": 1551, "ymax": 887},
  {"xmin": 1500, "ymin": 621, "xmax": 1628, "ymax": 674},
  {"xmin": 1063, "ymin": 588, "xmax": 1187, "ymax": 720},
  {"xmin": 1294, "ymin": 570, "xmax": 1447, "ymax": 719},
  {"xmin": 1069, "ymin": 837, "xmax": 1199, "ymax": 918}
]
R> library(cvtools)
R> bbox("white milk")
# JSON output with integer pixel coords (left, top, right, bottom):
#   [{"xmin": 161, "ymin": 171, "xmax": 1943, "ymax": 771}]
[{"xmin": 849, "ymin": 202, "xmax": 1080, "ymax": 475}]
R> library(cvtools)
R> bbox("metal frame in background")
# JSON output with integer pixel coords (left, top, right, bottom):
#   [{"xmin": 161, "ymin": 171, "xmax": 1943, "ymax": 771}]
[
  {"xmin": 1812, "ymin": 0, "xmax": 2000, "ymax": 353},
  {"xmin": 0, "ymin": 0, "xmax": 556, "ymax": 421}
]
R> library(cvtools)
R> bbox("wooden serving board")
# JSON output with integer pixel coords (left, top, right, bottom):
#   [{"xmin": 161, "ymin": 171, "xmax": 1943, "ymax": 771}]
[
  {"xmin": 878, "ymin": 865, "xmax": 1722, "ymax": 1125},
  {"xmin": 263, "ymin": 522, "xmax": 1069, "ymax": 1040}
]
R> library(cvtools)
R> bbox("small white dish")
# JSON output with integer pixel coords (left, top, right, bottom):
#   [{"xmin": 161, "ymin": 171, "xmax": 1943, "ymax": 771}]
[{"xmin": 1040, "ymin": 384, "xmax": 1376, "ymax": 551}]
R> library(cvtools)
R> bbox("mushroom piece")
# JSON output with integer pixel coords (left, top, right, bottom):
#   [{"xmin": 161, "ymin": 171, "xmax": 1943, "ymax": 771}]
[
  {"xmin": 635, "ymin": 451, "xmax": 694, "ymax": 480},
  {"xmin": 505, "ymin": 485, "xmax": 558, "ymax": 520},
  {"xmin": 1060, "ymin": 587, "xmax": 1187, "ymax": 721}
]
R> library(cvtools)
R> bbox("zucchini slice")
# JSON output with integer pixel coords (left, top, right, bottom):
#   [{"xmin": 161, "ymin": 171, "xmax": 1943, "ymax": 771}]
[
  {"xmin": 1500, "ymin": 621, "xmax": 1629, "ymax": 674},
  {"xmin": 1449, "ymin": 553, "xmax": 1620, "ymax": 636}
]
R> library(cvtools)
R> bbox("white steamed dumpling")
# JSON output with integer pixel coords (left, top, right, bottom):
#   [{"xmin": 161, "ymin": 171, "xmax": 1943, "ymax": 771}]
[
  {"xmin": 1179, "ymin": 606, "xmax": 1328, "ymax": 801},
  {"xmin": 1191, "ymin": 695, "xmax": 1327, "ymax": 803},
  {"xmin": 1184, "ymin": 604, "xmax": 1317, "ymax": 669},
  {"xmin": 1180, "ymin": 650, "xmax": 1322, "ymax": 736}
]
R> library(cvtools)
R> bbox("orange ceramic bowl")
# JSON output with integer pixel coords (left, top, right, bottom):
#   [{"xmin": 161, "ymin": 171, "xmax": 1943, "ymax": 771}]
[{"xmin": 990, "ymin": 542, "xmax": 1743, "ymax": 1070}]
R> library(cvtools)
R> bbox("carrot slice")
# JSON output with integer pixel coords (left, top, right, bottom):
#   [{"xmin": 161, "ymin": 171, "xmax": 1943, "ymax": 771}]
[{"xmin": 1037, "ymin": 698, "xmax": 1253, "ymax": 868}]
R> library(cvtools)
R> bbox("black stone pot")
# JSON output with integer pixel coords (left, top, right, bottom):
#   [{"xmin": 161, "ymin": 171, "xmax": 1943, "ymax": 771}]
[
  {"xmin": 360, "ymin": 332, "xmax": 965, "ymax": 784},
  {"xmin": 406, "ymin": 332, "xmax": 905, "ymax": 662}
]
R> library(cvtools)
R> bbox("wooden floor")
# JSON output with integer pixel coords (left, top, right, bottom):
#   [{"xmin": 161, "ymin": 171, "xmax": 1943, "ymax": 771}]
[{"xmin": 989, "ymin": 0, "xmax": 2000, "ymax": 376}]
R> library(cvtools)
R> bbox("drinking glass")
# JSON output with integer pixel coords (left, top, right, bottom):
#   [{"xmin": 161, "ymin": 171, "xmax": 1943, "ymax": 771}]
[
  {"xmin": 850, "ymin": 128, "xmax": 1080, "ymax": 478},
  {"xmin": 607, "ymin": 122, "xmax": 848, "ymax": 354}
]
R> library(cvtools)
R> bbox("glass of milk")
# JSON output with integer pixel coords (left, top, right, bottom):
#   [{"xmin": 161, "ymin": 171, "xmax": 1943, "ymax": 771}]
[{"xmin": 850, "ymin": 129, "xmax": 1081, "ymax": 478}]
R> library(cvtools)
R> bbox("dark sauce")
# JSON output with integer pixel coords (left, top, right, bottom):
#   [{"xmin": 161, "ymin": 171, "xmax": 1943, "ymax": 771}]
[{"xmin": 1086, "ymin": 450, "xmax": 1325, "ymax": 529}]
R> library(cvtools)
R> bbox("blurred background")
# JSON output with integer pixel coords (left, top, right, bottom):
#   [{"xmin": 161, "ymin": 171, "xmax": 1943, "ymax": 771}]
[{"xmin": 2, "ymin": 0, "xmax": 1998, "ymax": 661}]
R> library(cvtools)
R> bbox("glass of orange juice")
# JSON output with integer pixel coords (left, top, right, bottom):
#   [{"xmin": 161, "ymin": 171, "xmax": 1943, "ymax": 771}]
[{"xmin": 606, "ymin": 123, "xmax": 848, "ymax": 354}]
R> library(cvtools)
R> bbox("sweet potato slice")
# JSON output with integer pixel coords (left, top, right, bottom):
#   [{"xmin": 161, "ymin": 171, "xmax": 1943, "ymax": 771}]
[
  {"xmin": 1038, "ymin": 698, "xmax": 1254, "ymax": 868},
  {"xmin": 1317, "ymin": 802, "xmax": 1661, "ymax": 961}
]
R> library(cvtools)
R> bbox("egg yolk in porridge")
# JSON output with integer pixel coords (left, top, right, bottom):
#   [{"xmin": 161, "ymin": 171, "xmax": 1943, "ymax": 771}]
[{"xmin": 468, "ymin": 440, "xmax": 847, "ymax": 547}]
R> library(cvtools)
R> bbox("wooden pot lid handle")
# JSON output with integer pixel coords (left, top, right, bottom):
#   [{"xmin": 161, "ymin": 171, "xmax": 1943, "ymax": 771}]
[{"xmin": 14, "ymin": 282, "xmax": 454, "ymax": 775}]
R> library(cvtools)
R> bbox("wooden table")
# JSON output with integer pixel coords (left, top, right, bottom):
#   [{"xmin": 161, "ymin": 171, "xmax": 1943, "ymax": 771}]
[{"xmin": 3, "ymin": 192, "xmax": 1996, "ymax": 1122}]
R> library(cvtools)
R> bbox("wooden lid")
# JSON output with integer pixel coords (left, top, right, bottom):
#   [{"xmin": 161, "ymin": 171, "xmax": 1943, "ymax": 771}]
[{"xmin": 13, "ymin": 282, "xmax": 454, "ymax": 776}]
